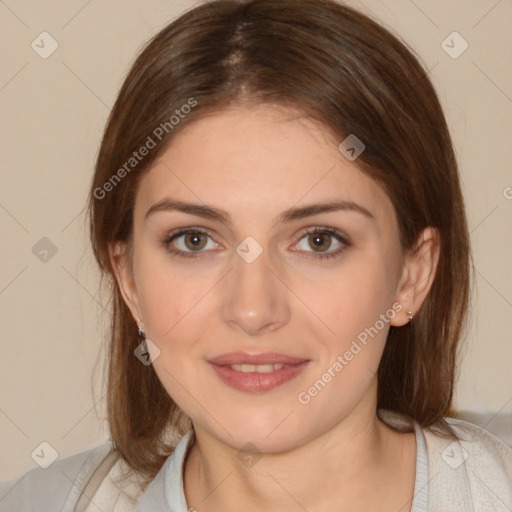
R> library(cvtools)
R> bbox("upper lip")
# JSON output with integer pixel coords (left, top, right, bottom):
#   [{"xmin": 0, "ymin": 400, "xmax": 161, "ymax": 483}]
[{"xmin": 208, "ymin": 352, "xmax": 310, "ymax": 366}]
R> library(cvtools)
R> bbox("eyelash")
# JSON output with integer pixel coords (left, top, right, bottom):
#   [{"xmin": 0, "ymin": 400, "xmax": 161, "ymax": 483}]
[{"xmin": 162, "ymin": 227, "xmax": 350, "ymax": 261}]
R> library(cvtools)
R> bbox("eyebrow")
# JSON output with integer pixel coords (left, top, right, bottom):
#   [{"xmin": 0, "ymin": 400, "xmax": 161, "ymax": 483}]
[{"xmin": 144, "ymin": 199, "xmax": 374, "ymax": 225}]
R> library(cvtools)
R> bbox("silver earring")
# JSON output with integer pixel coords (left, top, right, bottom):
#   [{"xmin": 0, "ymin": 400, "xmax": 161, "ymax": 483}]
[
  {"xmin": 136, "ymin": 317, "xmax": 145, "ymax": 340},
  {"xmin": 407, "ymin": 310, "xmax": 413, "ymax": 320},
  {"xmin": 138, "ymin": 326, "xmax": 148, "ymax": 351}
]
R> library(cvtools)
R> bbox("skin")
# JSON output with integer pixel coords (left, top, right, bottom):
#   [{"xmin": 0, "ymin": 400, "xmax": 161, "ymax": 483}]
[{"xmin": 111, "ymin": 104, "xmax": 440, "ymax": 511}]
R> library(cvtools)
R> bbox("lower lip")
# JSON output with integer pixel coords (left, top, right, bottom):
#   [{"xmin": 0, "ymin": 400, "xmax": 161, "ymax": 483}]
[{"xmin": 208, "ymin": 361, "xmax": 310, "ymax": 392}]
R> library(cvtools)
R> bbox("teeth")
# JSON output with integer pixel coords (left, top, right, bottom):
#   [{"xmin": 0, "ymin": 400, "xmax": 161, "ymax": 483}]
[{"xmin": 230, "ymin": 363, "xmax": 284, "ymax": 373}]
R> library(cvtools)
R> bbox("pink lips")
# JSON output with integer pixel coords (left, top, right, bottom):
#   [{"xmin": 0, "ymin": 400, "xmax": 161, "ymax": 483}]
[
  {"xmin": 208, "ymin": 351, "xmax": 309, "ymax": 366},
  {"xmin": 208, "ymin": 351, "xmax": 310, "ymax": 392}
]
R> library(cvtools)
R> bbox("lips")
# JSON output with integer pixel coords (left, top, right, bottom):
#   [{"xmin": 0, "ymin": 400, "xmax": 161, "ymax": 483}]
[
  {"xmin": 208, "ymin": 352, "xmax": 310, "ymax": 392},
  {"xmin": 208, "ymin": 351, "xmax": 309, "ymax": 366}
]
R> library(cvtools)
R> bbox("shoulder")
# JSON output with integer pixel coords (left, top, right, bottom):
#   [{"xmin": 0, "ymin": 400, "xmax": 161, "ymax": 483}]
[
  {"xmin": 423, "ymin": 417, "xmax": 512, "ymax": 511},
  {"xmin": 425, "ymin": 416, "xmax": 512, "ymax": 469},
  {"xmin": 0, "ymin": 441, "xmax": 113, "ymax": 512}
]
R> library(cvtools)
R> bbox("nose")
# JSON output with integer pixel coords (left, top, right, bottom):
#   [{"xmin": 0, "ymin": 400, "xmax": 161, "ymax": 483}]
[{"xmin": 221, "ymin": 245, "xmax": 291, "ymax": 337}]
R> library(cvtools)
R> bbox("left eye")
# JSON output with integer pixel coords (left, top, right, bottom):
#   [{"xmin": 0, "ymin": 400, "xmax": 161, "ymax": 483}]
[{"xmin": 293, "ymin": 229, "xmax": 347, "ymax": 256}]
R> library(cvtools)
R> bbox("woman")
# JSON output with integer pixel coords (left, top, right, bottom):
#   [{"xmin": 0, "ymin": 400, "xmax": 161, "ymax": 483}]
[{"xmin": 1, "ymin": 0, "xmax": 511, "ymax": 510}]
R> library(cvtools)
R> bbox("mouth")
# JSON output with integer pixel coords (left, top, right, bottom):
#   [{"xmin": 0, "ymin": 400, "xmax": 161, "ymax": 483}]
[
  {"xmin": 207, "ymin": 352, "xmax": 310, "ymax": 392},
  {"xmin": 228, "ymin": 363, "xmax": 286, "ymax": 373}
]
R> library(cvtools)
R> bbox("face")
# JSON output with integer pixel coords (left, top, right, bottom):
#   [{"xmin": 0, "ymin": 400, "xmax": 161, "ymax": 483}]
[{"xmin": 113, "ymin": 104, "xmax": 425, "ymax": 453}]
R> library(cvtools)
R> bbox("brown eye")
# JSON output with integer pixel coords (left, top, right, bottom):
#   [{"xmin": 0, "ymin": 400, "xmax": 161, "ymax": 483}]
[
  {"xmin": 183, "ymin": 232, "xmax": 208, "ymax": 251},
  {"xmin": 308, "ymin": 232, "xmax": 332, "ymax": 252},
  {"xmin": 164, "ymin": 229, "xmax": 219, "ymax": 259},
  {"xmin": 293, "ymin": 227, "xmax": 350, "ymax": 261}
]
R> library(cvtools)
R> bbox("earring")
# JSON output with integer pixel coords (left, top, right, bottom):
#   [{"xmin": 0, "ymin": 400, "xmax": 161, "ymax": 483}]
[
  {"xmin": 137, "ymin": 325, "xmax": 148, "ymax": 352},
  {"xmin": 136, "ymin": 317, "xmax": 144, "ymax": 339},
  {"xmin": 407, "ymin": 310, "xmax": 413, "ymax": 320}
]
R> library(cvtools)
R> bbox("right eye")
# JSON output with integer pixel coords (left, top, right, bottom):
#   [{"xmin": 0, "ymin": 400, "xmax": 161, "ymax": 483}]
[{"xmin": 163, "ymin": 228, "xmax": 220, "ymax": 259}]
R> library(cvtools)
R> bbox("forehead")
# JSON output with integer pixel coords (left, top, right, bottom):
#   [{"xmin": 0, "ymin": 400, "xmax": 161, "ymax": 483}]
[{"xmin": 135, "ymin": 105, "xmax": 395, "ymax": 226}]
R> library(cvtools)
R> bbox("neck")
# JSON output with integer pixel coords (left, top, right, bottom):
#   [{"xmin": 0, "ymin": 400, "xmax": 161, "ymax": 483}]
[{"xmin": 183, "ymin": 392, "xmax": 416, "ymax": 511}]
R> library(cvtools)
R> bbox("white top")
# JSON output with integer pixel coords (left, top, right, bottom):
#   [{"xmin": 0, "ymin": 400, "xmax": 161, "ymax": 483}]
[{"xmin": 2, "ymin": 409, "xmax": 511, "ymax": 511}]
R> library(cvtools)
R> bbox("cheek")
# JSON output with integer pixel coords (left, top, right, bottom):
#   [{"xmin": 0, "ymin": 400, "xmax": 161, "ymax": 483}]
[
  {"xmin": 137, "ymin": 263, "xmax": 211, "ymax": 414},
  {"xmin": 295, "ymin": 268, "xmax": 392, "ymax": 416},
  {"xmin": 134, "ymin": 248, "xmax": 211, "ymax": 338},
  {"xmin": 293, "ymin": 254, "xmax": 396, "ymax": 401},
  {"xmin": 303, "ymin": 256, "xmax": 397, "ymax": 339},
  {"xmin": 141, "ymin": 286, "xmax": 210, "ymax": 349}
]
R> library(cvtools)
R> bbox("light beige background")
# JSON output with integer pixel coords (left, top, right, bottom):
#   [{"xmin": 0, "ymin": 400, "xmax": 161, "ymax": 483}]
[{"xmin": 1, "ymin": 0, "xmax": 511, "ymax": 481}]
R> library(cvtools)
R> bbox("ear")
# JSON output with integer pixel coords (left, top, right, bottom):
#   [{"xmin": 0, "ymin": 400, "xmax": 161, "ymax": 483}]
[
  {"xmin": 390, "ymin": 226, "xmax": 440, "ymax": 327},
  {"xmin": 109, "ymin": 241, "xmax": 142, "ymax": 324}
]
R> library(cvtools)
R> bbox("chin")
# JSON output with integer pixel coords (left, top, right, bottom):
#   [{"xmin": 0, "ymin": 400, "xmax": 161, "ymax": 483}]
[{"xmin": 206, "ymin": 408, "xmax": 311, "ymax": 453}]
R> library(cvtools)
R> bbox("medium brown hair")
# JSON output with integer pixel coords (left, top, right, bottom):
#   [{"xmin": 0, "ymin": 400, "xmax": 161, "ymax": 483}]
[{"xmin": 88, "ymin": 0, "xmax": 471, "ymax": 490}]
